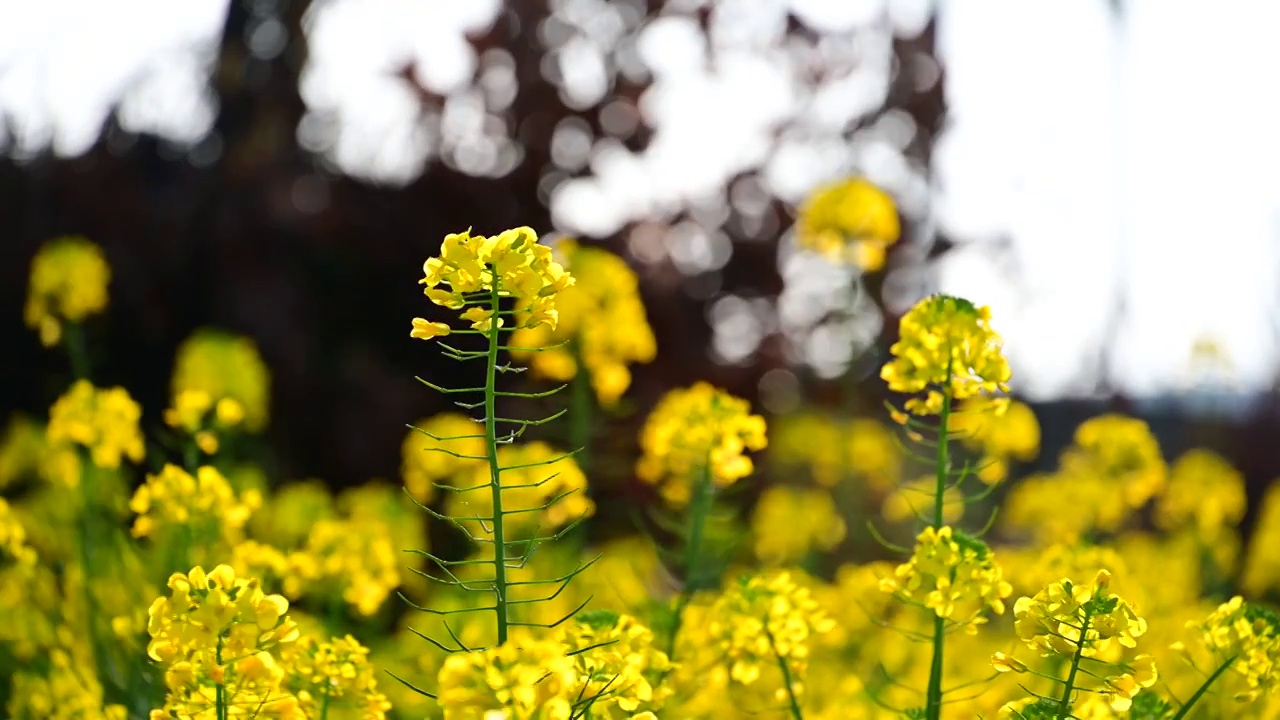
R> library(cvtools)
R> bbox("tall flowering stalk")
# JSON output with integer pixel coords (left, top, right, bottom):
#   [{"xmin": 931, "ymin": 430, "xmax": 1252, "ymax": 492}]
[
  {"xmin": 398, "ymin": 227, "xmax": 594, "ymax": 701},
  {"xmin": 635, "ymin": 382, "xmax": 767, "ymax": 656},
  {"xmin": 879, "ymin": 294, "xmax": 1012, "ymax": 720}
]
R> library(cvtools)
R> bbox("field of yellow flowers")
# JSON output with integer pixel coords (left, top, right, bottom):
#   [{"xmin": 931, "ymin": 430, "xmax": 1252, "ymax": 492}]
[{"xmin": 5, "ymin": 179, "xmax": 1280, "ymax": 719}]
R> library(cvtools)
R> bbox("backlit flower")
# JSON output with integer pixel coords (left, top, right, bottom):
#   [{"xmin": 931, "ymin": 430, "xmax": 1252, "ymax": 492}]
[{"xmin": 24, "ymin": 236, "xmax": 110, "ymax": 347}]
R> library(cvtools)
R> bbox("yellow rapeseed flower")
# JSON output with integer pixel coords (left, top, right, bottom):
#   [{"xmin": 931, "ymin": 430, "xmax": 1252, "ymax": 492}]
[
  {"xmin": 510, "ymin": 240, "xmax": 656, "ymax": 405},
  {"xmin": 1244, "ymin": 481, "xmax": 1280, "ymax": 596},
  {"xmin": 881, "ymin": 294, "xmax": 1012, "ymax": 418},
  {"xmin": 1156, "ymin": 448, "xmax": 1246, "ymax": 539},
  {"xmin": 795, "ymin": 178, "xmax": 900, "ymax": 271},
  {"xmin": 412, "ymin": 226, "xmax": 574, "ymax": 341},
  {"xmin": 1062, "ymin": 414, "xmax": 1166, "ymax": 511},
  {"xmin": 401, "ymin": 413, "xmax": 487, "ymax": 503},
  {"xmin": 560, "ymin": 611, "xmax": 673, "ymax": 718},
  {"xmin": 436, "ymin": 629, "xmax": 577, "ymax": 719},
  {"xmin": 128, "ymin": 464, "xmax": 261, "ymax": 543},
  {"xmin": 45, "ymin": 380, "xmax": 145, "ymax": 480},
  {"xmin": 704, "ymin": 571, "xmax": 835, "ymax": 695},
  {"xmin": 6, "ymin": 648, "xmax": 126, "ymax": 720},
  {"xmin": 24, "ymin": 236, "xmax": 110, "ymax": 347},
  {"xmin": 951, "ymin": 397, "xmax": 1040, "ymax": 484},
  {"xmin": 770, "ymin": 413, "xmax": 902, "ymax": 491},
  {"xmin": 295, "ymin": 518, "xmax": 400, "ymax": 616},
  {"xmin": 0, "ymin": 498, "xmax": 36, "ymax": 566},
  {"xmin": 636, "ymin": 382, "xmax": 767, "ymax": 505},
  {"xmin": 1179, "ymin": 596, "xmax": 1280, "ymax": 702},
  {"xmin": 880, "ymin": 526, "xmax": 1011, "ymax": 634},
  {"xmin": 171, "ymin": 328, "xmax": 272, "ymax": 432},
  {"xmin": 750, "ymin": 485, "xmax": 846, "ymax": 565},
  {"xmin": 450, "ymin": 441, "xmax": 593, "ymax": 539},
  {"xmin": 280, "ymin": 634, "xmax": 392, "ymax": 718}
]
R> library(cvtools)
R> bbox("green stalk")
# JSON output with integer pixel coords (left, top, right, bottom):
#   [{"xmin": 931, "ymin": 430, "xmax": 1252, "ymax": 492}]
[
  {"xmin": 923, "ymin": 388, "xmax": 952, "ymax": 720},
  {"xmin": 216, "ymin": 634, "xmax": 228, "ymax": 720},
  {"xmin": 64, "ymin": 322, "xmax": 92, "ymax": 380},
  {"xmin": 665, "ymin": 462, "xmax": 714, "ymax": 659},
  {"xmin": 77, "ymin": 458, "xmax": 109, "ymax": 687},
  {"xmin": 484, "ymin": 278, "xmax": 511, "ymax": 646},
  {"xmin": 569, "ymin": 340, "xmax": 592, "ymax": 473},
  {"xmin": 766, "ymin": 624, "xmax": 805, "ymax": 720},
  {"xmin": 1170, "ymin": 655, "xmax": 1236, "ymax": 720},
  {"xmin": 1056, "ymin": 607, "xmax": 1093, "ymax": 719},
  {"xmin": 319, "ymin": 688, "xmax": 331, "ymax": 720}
]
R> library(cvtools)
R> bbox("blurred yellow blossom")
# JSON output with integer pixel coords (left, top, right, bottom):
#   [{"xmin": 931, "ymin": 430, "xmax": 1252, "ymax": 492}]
[
  {"xmin": 249, "ymin": 480, "xmax": 335, "ymax": 549},
  {"xmin": 24, "ymin": 235, "xmax": 110, "ymax": 347},
  {"xmin": 1156, "ymin": 448, "xmax": 1246, "ymax": 539},
  {"xmin": 510, "ymin": 240, "xmax": 656, "ymax": 405},
  {"xmin": 401, "ymin": 413, "xmax": 486, "ymax": 503},
  {"xmin": 636, "ymin": 382, "xmax": 767, "ymax": 505},
  {"xmin": 704, "ymin": 570, "xmax": 834, "ymax": 697},
  {"xmin": 1244, "ymin": 481, "xmax": 1280, "ymax": 597},
  {"xmin": 450, "ymin": 441, "xmax": 593, "ymax": 539},
  {"xmin": 951, "ymin": 397, "xmax": 1040, "ymax": 484},
  {"xmin": 881, "ymin": 295, "xmax": 1012, "ymax": 418},
  {"xmin": 882, "ymin": 475, "xmax": 965, "ymax": 525},
  {"xmin": 45, "ymin": 380, "xmax": 145, "ymax": 479},
  {"xmin": 280, "ymin": 634, "xmax": 392, "ymax": 718},
  {"xmin": 1177, "ymin": 596, "xmax": 1280, "ymax": 703},
  {"xmin": 1062, "ymin": 414, "xmax": 1166, "ymax": 511},
  {"xmin": 0, "ymin": 498, "xmax": 36, "ymax": 566},
  {"xmin": 171, "ymin": 328, "xmax": 271, "ymax": 432},
  {"xmin": 163, "ymin": 389, "xmax": 245, "ymax": 456},
  {"xmin": 7, "ymin": 648, "xmax": 126, "ymax": 720},
  {"xmin": 296, "ymin": 518, "xmax": 400, "ymax": 616},
  {"xmin": 436, "ymin": 629, "xmax": 577, "ymax": 719},
  {"xmin": 751, "ymin": 485, "xmax": 846, "ymax": 565},
  {"xmin": 795, "ymin": 177, "xmax": 900, "ymax": 271},
  {"xmin": 129, "ymin": 464, "xmax": 260, "ymax": 543},
  {"xmin": 770, "ymin": 413, "xmax": 901, "ymax": 491},
  {"xmin": 561, "ymin": 611, "xmax": 673, "ymax": 718}
]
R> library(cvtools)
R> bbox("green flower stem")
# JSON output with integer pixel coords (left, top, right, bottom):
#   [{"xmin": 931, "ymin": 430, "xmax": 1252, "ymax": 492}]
[
  {"xmin": 77, "ymin": 458, "xmax": 108, "ymax": 687},
  {"xmin": 216, "ymin": 634, "xmax": 228, "ymax": 720},
  {"xmin": 923, "ymin": 388, "xmax": 953, "ymax": 720},
  {"xmin": 1170, "ymin": 655, "xmax": 1236, "ymax": 720},
  {"xmin": 64, "ymin": 322, "xmax": 92, "ymax": 380},
  {"xmin": 765, "ymin": 624, "xmax": 805, "ymax": 720},
  {"xmin": 484, "ymin": 279, "xmax": 511, "ymax": 646},
  {"xmin": 319, "ymin": 688, "xmax": 331, "ymax": 720},
  {"xmin": 665, "ymin": 462, "xmax": 714, "ymax": 659},
  {"xmin": 1056, "ymin": 607, "xmax": 1093, "ymax": 720},
  {"xmin": 569, "ymin": 342, "xmax": 592, "ymax": 473}
]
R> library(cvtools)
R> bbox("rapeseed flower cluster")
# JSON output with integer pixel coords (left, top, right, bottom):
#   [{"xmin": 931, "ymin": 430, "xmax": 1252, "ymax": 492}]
[
  {"xmin": 435, "ymin": 630, "xmax": 578, "ymax": 719},
  {"xmin": 1176, "ymin": 596, "xmax": 1280, "ymax": 702},
  {"xmin": 279, "ymin": 634, "xmax": 393, "ymax": 718},
  {"xmin": 411, "ymin": 226, "xmax": 572, "ymax": 339},
  {"xmin": 704, "ymin": 571, "xmax": 835, "ymax": 696},
  {"xmin": 950, "ymin": 397, "xmax": 1040, "ymax": 484},
  {"xmin": 560, "ymin": 611, "xmax": 673, "ymax": 718},
  {"xmin": 45, "ymin": 380, "xmax": 145, "ymax": 481},
  {"xmin": 23, "ymin": 235, "xmax": 110, "ymax": 347},
  {"xmin": 1157, "ymin": 448, "xmax": 1246, "ymax": 540},
  {"xmin": 509, "ymin": 240, "xmax": 656, "ymax": 404},
  {"xmin": 750, "ymin": 485, "xmax": 846, "ymax": 565},
  {"xmin": 171, "ymin": 329, "xmax": 272, "ymax": 432},
  {"xmin": 401, "ymin": 413, "xmax": 486, "ymax": 503},
  {"xmin": 636, "ymin": 382, "xmax": 767, "ymax": 504},
  {"xmin": 880, "ymin": 526, "xmax": 1012, "ymax": 634},
  {"xmin": 881, "ymin": 294, "xmax": 1012, "ymax": 418},
  {"xmin": 129, "ymin": 464, "xmax": 260, "ymax": 542},
  {"xmin": 449, "ymin": 441, "xmax": 593, "ymax": 538},
  {"xmin": 794, "ymin": 177, "xmax": 900, "ymax": 270},
  {"xmin": 163, "ymin": 389, "xmax": 246, "ymax": 457},
  {"xmin": 770, "ymin": 413, "xmax": 901, "ymax": 490}
]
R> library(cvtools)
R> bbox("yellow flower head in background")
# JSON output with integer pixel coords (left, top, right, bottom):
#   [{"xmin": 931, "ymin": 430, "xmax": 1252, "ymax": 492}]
[
  {"xmin": 636, "ymin": 382, "xmax": 767, "ymax": 505},
  {"xmin": 280, "ymin": 634, "xmax": 392, "ymax": 719},
  {"xmin": 450, "ymin": 440, "xmax": 593, "ymax": 539},
  {"xmin": 411, "ymin": 226, "xmax": 574, "ymax": 341},
  {"xmin": 795, "ymin": 178, "xmax": 900, "ymax": 271},
  {"xmin": 24, "ymin": 236, "xmax": 111, "ymax": 348},
  {"xmin": 704, "ymin": 570, "xmax": 835, "ymax": 693},
  {"xmin": 561, "ymin": 611, "xmax": 673, "ymax": 717},
  {"xmin": 1244, "ymin": 481, "xmax": 1280, "ymax": 597},
  {"xmin": 6, "ymin": 648, "xmax": 127, "ymax": 720},
  {"xmin": 951, "ymin": 397, "xmax": 1040, "ymax": 484},
  {"xmin": 510, "ymin": 240, "xmax": 657, "ymax": 405},
  {"xmin": 881, "ymin": 294, "xmax": 1012, "ymax": 417},
  {"xmin": 436, "ymin": 629, "xmax": 577, "ymax": 719},
  {"xmin": 0, "ymin": 498, "xmax": 36, "ymax": 567},
  {"xmin": 171, "ymin": 328, "xmax": 271, "ymax": 432},
  {"xmin": 295, "ymin": 517, "xmax": 400, "ymax": 616},
  {"xmin": 401, "ymin": 413, "xmax": 486, "ymax": 504},
  {"xmin": 880, "ymin": 526, "xmax": 1011, "ymax": 634},
  {"xmin": 1061, "ymin": 414, "xmax": 1165, "ymax": 511},
  {"xmin": 46, "ymin": 380, "xmax": 145, "ymax": 476},
  {"xmin": 1178, "ymin": 596, "xmax": 1280, "ymax": 703},
  {"xmin": 128, "ymin": 464, "xmax": 261, "ymax": 543},
  {"xmin": 881, "ymin": 476, "xmax": 965, "ymax": 525},
  {"xmin": 1156, "ymin": 448, "xmax": 1246, "ymax": 539},
  {"xmin": 163, "ymin": 389, "xmax": 245, "ymax": 456},
  {"xmin": 770, "ymin": 413, "xmax": 902, "ymax": 491},
  {"xmin": 751, "ymin": 485, "xmax": 846, "ymax": 565}
]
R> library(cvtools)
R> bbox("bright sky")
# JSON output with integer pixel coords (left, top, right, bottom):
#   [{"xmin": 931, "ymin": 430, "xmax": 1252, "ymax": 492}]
[{"xmin": 0, "ymin": 0, "xmax": 1275, "ymax": 400}]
